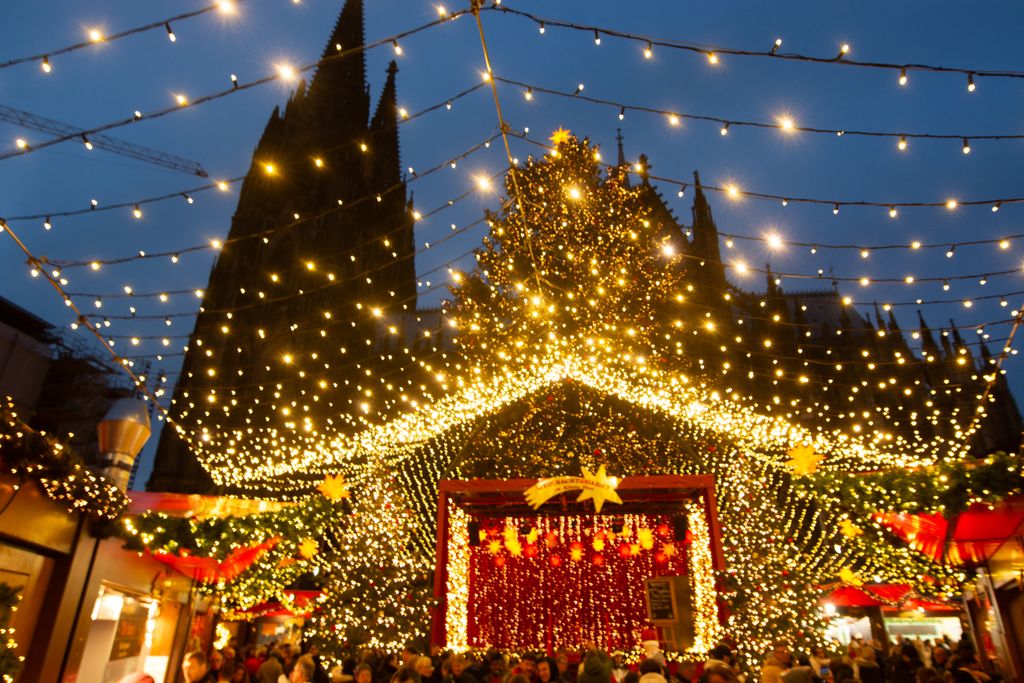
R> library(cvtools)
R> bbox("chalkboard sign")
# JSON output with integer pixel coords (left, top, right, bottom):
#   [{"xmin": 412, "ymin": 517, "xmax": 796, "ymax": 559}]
[{"xmin": 645, "ymin": 578, "xmax": 676, "ymax": 623}]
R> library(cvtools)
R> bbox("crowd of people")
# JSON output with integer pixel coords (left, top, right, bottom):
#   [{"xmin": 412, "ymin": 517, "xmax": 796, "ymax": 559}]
[{"xmin": 114, "ymin": 634, "xmax": 1002, "ymax": 683}]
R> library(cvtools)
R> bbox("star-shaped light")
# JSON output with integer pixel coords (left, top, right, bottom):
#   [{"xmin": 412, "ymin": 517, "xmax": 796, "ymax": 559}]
[
  {"xmin": 487, "ymin": 539, "xmax": 502, "ymax": 555},
  {"xmin": 838, "ymin": 567, "xmax": 863, "ymax": 586},
  {"xmin": 638, "ymin": 528, "xmax": 655, "ymax": 550},
  {"xmin": 839, "ymin": 519, "xmax": 864, "ymax": 538},
  {"xmin": 317, "ymin": 473, "xmax": 350, "ymax": 500},
  {"xmin": 505, "ymin": 538, "xmax": 522, "ymax": 556},
  {"xmin": 786, "ymin": 444, "xmax": 823, "ymax": 476},
  {"xmin": 576, "ymin": 464, "xmax": 623, "ymax": 513},
  {"xmin": 550, "ymin": 127, "xmax": 572, "ymax": 146},
  {"xmin": 298, "ymin": 538, "xmax": 319, "ymax": 559}
]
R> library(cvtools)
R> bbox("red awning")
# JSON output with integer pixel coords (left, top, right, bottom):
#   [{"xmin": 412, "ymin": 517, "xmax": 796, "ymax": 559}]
[
  {"xmin": 239, "ymin": 589, "xmax": 321, "ymax": 619},
  {"xmin": 876, "ymin": 495, "xmax": 1024, "ymax": 565},
  {"xmin": 826, "ymin": 584, "xmax": 957, "ymax": 612},
  {"xmin": 152, "ymin": 537, "xmax": 279, "ymax": 583}
]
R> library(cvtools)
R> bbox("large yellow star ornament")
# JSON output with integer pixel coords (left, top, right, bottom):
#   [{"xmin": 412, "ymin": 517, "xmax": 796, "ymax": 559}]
[
  {"xmin": 298, "ymin": 538, "xmax": 319, "ymax": 559},
  {"xmin": 550, "ymin": 127, "xmax": 572, "ymax": 146},
  {"xmin": 317, "ymin": 473, "xmax": 350, "ymax": 500},
  {"xmin": 786, "ymin": 444, "xmax": 823, "ymax": 476},
  {"xmin": 838, "ymin": 567, "xmax": 864, "ymax": 586},
  {"xmin": 839, "ymin": 519, "xmax": 864, "ymax": 538},
  {"xmin": 576, "ymin": 465, "xmax": 623, "ymax": 513}
]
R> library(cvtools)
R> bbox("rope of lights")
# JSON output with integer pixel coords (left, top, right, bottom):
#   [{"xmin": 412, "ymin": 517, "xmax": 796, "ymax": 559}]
[
  {"xmin": 0, "ymin": 1, "xmax": 246, "ymax": 71},
  {"xmin": 4, "ymin": 80, "xmax": 486, "ymax": 225},
  {"xmin": 0, "ymin": 9, "xmax": 472, "ymax": 162},
  {"xmin": 514, "ymin": 132, "xmax": 1024, "ymax": 212},
  {"xmin": 499, "ymin": 75, "xmax": 1024, "ymax": 145},
  {"xmin": 495, "ymin": 5, "xmax": 1024, "ymax": 83}
]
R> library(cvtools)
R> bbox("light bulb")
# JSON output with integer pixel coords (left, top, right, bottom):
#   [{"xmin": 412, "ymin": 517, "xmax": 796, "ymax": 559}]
[
  {"xmin": 833, "ymin": 203, "xmax": 840, "ymax": 215},
  {"xmin": 644, "ymin": 42, "xmax": 653, "ymax": 59},
  {"xmin": 946, "ymin": 199, "xmax": 958, "ymax": 210},
  {"xmin": 770, "ymin": 38, "xmax": 782, "ymax": 55},
  {"xmin": 707, "ymin": 52, "xmax": 719, "ymax": 65},
  {"xmin": 538, "ymin": 22, "xmax": 545, "ymax": 34},
  {"xmin": 720, "ymin": 122, "xmax": 729, "ymax": 136},
  {"xmin": 946, "ymin": 246, "xmax": 955, "ymax": 258},
  {"xmin": 524, "ymin": 88, "xmax": 533, "ymax": 101},
  {"xmin": 898, "ymin": 135, "xmax": 908, "ymax": 151},
  {"xmin": 82, "ymin": 135, "xmax": 93, "ymax": 151},
  {"xmin": 594, "ymin": 30, "xmax": 601, "ymax": 45},
  {"xmin": 838, "ymin": 43, "xmax": 850, "ymax": 58},
  {"xmin": 165, "ymin": 22, "xmax": 176, "ymax": 42},
  {"xmin": 618, "ymin": 107, "xmax": 625, "ymax": 121},
  {"xmin": 88, "ymin": 29, "xmax": 104, "ymax": 43},
  {"xmin": 392, "ymin": 40, "xmax": 403, "ymax": 55},
  {"xmin": 889, "ymin": 206, "xmax": 897, "ymax": 218},
  {"xmin": 967, "ymin": 73, "xmax": 976, "ymax": 92},
  {"xmin": 962, "ymin": 138, "xmax": 971, "ymax": 154},
  {"xmin": 133, "ymin": 205, "xmax": 143, "ymax": 219},
  {"xmin": 993, "ymin": 202, "xmax": 1002, "ymax": 213},
  {"xmin": 898, "ymin": 67, "xmax": 907, "ymax": 86},
  {"xmin": 15, "ymin": 138, "xmax": 27, "ymax": 150},
  {"xmin": 41, "ymin": 56, "xmax": 51, "ymax": 73}
]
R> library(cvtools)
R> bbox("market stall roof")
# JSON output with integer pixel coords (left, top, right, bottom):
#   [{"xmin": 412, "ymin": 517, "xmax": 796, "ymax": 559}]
[
  {"xmin": 876, "ymin": 495, "xmax": 1024, "ymax": 565},
  {"xmin": 128, "ymin": 491, "xmax": 291, "ymax": 519},
  {"xmin": 150, "ymin": 537, "xmax": 279, "ymax": 583},
  {"xmin": 826, "ymin": 584, "xmax": 958, "ymax": 612}
]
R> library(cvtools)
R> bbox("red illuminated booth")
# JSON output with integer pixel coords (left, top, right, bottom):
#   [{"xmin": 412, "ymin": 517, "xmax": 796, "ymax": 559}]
[{"xmin": 431, "ymin": 474, "xmax": 724, "ymax": 653}]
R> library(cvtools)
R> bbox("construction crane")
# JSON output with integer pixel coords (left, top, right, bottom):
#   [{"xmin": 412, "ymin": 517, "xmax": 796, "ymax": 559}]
[{"xmin": 0, "ymin": 103, "xmax": 207, "ymax": 177}]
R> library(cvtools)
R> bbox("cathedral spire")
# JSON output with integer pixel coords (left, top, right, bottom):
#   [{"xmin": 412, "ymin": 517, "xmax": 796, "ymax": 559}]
[
  {"xmin": 616, "ymin": 128, "xmax": 630, "ymax": 187},
  {"xmin": 917, "ymin": 310, "xmax": 940, "ymax": 358},
  {"xmin": 369, "ymin": 61, "xmax": 401, "ymax": 188},
  {"xmin": 309, "ymin": 0, "xmax": 370, "ymax": 137}
]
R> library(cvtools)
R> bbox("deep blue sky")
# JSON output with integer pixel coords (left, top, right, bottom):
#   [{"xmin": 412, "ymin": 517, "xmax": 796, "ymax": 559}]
[{"xmin": 1, "ymin": 1, "xmax": 1022, "ymax": 487}]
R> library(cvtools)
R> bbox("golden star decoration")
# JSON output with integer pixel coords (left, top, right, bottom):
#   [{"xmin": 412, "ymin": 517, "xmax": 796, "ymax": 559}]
[
  {"xmin": 550, "ymin": 127, "xmax": 572, "ymax": 146},
  {"xmin": 838, "ymin": 567, "xmax": 863, "ymax": 586},
  {"xmin": 786, "ymin": 444, "xmax": 823, "ymax": 476},
  {"xmin": 569, "ymin": 546, "xmax": 584, "ymax": 562},
  {"xmin": 526, "ymin": 528, "xmax": 539, "ymax": 545},
  {"xmin": 576, "ymin": 464, "xmax": 623, "ymax": 513},
  {"xmin": 505, "ymin": 538, "xmax": 523, "ymax": 556},
  {"xmin": 637, "ymin": 528, "xmax": 655, "ymax": 550},
  {"xmin": 592, "ymin": 537, "xmax": 606, "ymax": 552},
  {"xmin": 630, "ymin": 543, "xmax": 641, "ymax": 556},
  {"xmin": 839, "ymin": 519, "xmax": 864, "ymax": 538},
  {"xmin": 298, "ymin": 538, "xmax": 319, "ymax": 559},
  {"xmin": 317, "ymin": 473, "xmax": 350, "ymax": 500},
  {"xmin": 663, "ymin": 543, "xmax": 676, "ymax": 558},
  {"xmin": 487, "ymin": 539, "xmax": 502, "ymax": 555}
]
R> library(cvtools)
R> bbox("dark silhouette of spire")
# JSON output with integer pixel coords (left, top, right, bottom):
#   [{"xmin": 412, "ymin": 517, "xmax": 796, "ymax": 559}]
[
  {"xmin": 917, "ymin": 310, "xmax": 940, "ymax": 358},
  {"xmin": 309, "ymin": 0, "xmax": 370, "ymax": 138},
  {"xmin": 369, "ymin": 61, "xmax": 401, "ymax": 188}
]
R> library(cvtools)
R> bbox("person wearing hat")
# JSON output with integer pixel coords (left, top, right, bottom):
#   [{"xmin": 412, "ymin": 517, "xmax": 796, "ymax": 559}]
[
  {"xmin": 577, "ymin": 651, "xmax": 614, "ymax": 683},
  {"xmin": 638, "ymin": 659, "xmax": 667, "ymax": 683}
]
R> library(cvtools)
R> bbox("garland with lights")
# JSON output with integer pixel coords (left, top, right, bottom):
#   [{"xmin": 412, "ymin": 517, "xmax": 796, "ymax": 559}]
[
  {"xmin": 0, "ymin": 583, "xmax": 21, "ymax": 683},
  {"xmin": 0, "ymin": 398, "xmax": 128, "ymax": 520}
]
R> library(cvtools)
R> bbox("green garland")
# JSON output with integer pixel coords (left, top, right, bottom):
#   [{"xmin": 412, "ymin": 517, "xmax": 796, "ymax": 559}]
[
  {"xmin": 0, "ymin": 583, "xmax": 21, "ymax": 683},
  {"xmin": 0, "ymin": 398, "xmax": 128, "ymax": 520}
]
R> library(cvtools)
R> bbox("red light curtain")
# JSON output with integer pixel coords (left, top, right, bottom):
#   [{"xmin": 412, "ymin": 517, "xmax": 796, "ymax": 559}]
[{"xmin": 467, "ymin": 513, "xmax": 689, "ymax": 652}]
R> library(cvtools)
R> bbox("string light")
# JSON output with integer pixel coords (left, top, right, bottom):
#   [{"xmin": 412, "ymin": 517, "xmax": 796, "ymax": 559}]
[
  {"xmin": 720, "ymin": 122, "xmax": 729, "ymax": 136},
  {"xmin": 837, "ymin": 43, "xmax": 850, "ymax": 59},
  {"xmin": 706, "ymin": 51, "xmax": 719, "ymax": 65},
  {"xmin": 889, "ymin": 206, "xmax": 898, "ymax": 218},
  {"xmin": 392, "ymin": 40, "xmax": 403, "ymax": 56},
  {"xmin": 133, "ymin": 205, "xmax": 143, "ymax": 219},
  {"xmin": 967, "ymin": 73, "xmax": 976, "ymax": 92},
  {"xmin": 165, "ymin": 22, "xmax": 176, "ymax": 42},
  {"xmin": 898, "ymin": 135, "xmax": 908, "ymax": 151},
  {"xmin": 15, "ymin": 138, "xmax": 28, "ymax": 150},
  {"xmin": 594, "ymin": 30, "xmax": 601, "ymax": 46},
  {"xmin": 41, "ymin": 56, "xmax": 51, "ymax": 73},
  {"xmin": 643, "ymin": 42, "xmax": 653, "ymax": 59},
  {"xmin": 962, "ymin": 138, "xmax": 971, "ymax": 154},
  {"xmin": 82, "ymin": 135, "xmax": 93, "ymax": 151},
  {"xmin": 538, "ymin": 21, "xmax": 545, "ymax": 34},
  {"xmin": 88, "ymin": 28, "xmax": 105, "ymax": 43},
  {"xmin": 770, "ymin": 38, "xmax": 782, "ymax": 55},
  {"xmin": 899, "ymin": 67, "xmax": 908, "ymax": 86}
]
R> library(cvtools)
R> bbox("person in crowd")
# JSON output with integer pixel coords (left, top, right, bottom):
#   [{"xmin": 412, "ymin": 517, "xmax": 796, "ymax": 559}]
[
  {"xmin": 403, "ymin": 647, "xmax": 421, "ymax": 667},
  {"xmin": 700, "ymin": 667, "xmax": 739, "ymax": 683},
  {"xmin": 416, "ymin": 657, "xmax": 438, "ymax": 683},
  {"xmin": 508, "ymin": 675, "xmax": 531, "ymax": 683},
  {"xmin": 854, "ymin": 647, "xmax": 883, "ymax": 683},
  {"xmin": 706, "ymin": 645, "xmax": 733, "ymax": 673},
  {"xmin": 577, "ymin": 651, "xmax": 613, "ymax": 683},
  {"xmin": 782, "ymin": 655, "xmax": 818, "ymax": 683},
  {"xmin": 929, "ymin": 648, "xmax": 950, "ymax": 674},
  {"xmin": 638, "ymin": 658, "xmax": 667, "ymax": 683},
  {"xmin": 354, "ymin": 664, "xmax": 374, "ymax": 683},
  {"xmin": 210, "ymin": 651, "xmax": 225, "ymax": 680},
  {"xmin": 487, "ymin": 653, "xmax": 508, "ymax": 683},
  {"xmin": 829, "ymin": 657, "xmax": 853, "ymax": 683},
  {"xmin": 301, "ymin": 643, "xmax": 330, "ymax": 683},
  {"xmin": 676, "ymin": 661, "xmax": 699, "ymax": 683},
  {"xmin": 892, "ymin": 643, "xmax": 922, "ymax": 683},
  {"xmin": 246, "ymin": 648, "xmax": 266, "ymax": 680},
  {"xmin": 450, "ymin": 654, "xmax": 483, "ymax": 683},
  {"xmin": 393, "ymin": 668, "xmax": 423, "ymax": 683},
  {"xmin": 610, "ymin": 653, "xmax": 629, "ymax": 683},
  {"xmin": 914, "ymin": 668, "xmax": 941, "ymax": 683},
  {"xmin": 809, "ymin": 649, "xmax": 830, "ymax": 677},
  {"xmin": 218, "ymin": 663, "xmax": 239, "ymax": 682},
  {"xmin": 538, "ymin": 657, "xmax": 562, "ymax": 683},
  {"xmin": 184, "ymin": 651, "xmax": 217, "ymax": 683},
  {"xmin": 377, "ymin": 654, "xmax": 401, "ymax": 683},
  {"xmin": 762, "ymin": 643, "xmax": 792, "ymax": 683},
  {"xmin": 291, "ymin": 657, "xmax": 317, "ymax": 683},
  {"xmin": 514, "ymin": 654, "xmax": 539, "ymax": 683},
  {"xmin": 623, "ymin": 673, "xmax": 640, "ymax": 683},
  {"xmin": 117, "ymin": 675, "xmax": 156, "ymax": 683},
  {"xmin": 257, "ymin": 644, "xmax": 291, "ymax": 683},
  {"xmin": 554, "ymin": 650, "xmax": 571, "ymax": 682}
]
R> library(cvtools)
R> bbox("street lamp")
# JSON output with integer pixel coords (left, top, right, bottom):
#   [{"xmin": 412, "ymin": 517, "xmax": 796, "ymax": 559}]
[{"xmin": 97, "ymin": 398, "xmax": 151, "ymax": 491}]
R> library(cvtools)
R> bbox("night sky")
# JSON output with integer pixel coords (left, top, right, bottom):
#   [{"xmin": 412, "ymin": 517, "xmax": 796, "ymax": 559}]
[{"xmin": 2, "ymin": 0, "xmax": 1022, "ymax": 486}]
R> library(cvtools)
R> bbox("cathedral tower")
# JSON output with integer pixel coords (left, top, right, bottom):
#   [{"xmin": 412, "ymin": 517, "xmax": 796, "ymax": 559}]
[{"xmin": 148, "ymin": 0, "xmax": 415, "ymax": 493}]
